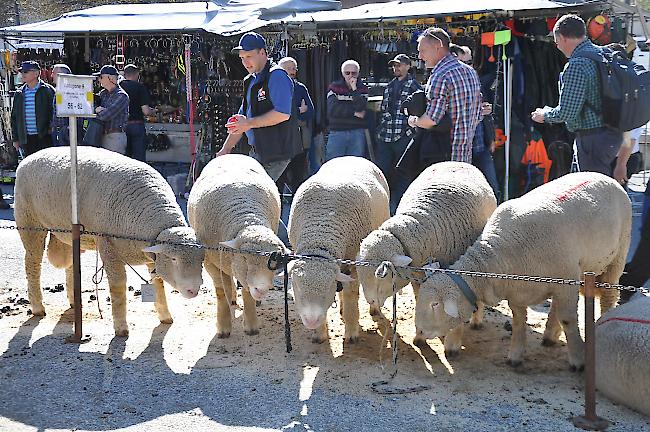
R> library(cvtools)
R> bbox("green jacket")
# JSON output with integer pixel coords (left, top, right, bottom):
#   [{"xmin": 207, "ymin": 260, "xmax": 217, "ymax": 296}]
[{"xmin": 10, "ymin": 81, "xmax": 56, "ymax": 145}]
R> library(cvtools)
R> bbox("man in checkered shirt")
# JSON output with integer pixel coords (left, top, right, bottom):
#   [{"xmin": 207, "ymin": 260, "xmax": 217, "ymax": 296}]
[
  {"xmin": 532, "ymin": 14, "xmax": 623, "ymax": 178},
  {"xmin": 408, "ymin": 27, "xmax": 482, "ymax": 163},
  {"xmin": 376, "ymin": 54, "xmax": 422, "ymax": 214}
]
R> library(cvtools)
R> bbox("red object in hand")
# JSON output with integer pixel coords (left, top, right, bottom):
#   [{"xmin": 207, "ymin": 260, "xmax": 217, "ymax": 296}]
[{"xmin": 226, "ymin": 115, "xmax": 239, "ymax": 127}]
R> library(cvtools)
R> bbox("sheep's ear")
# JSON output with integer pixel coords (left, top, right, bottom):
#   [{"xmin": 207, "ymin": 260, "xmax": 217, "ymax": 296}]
[
  {"xmin": 390, "ymin": 254, "xmax": 412, "ymax": 267},
  {"xmin": 336, "ymin": 271, "xmax": 355, "ymax": 283},
  {"xmin": 286, "ymin": 260, "xmax": 296, "ymax": 274},
  {"xmin": 443, "ymin": 298, "xmax": 459, "ymax": 318},
  {"xmin": 142, "ymin": 244, "xmax": 165, "ymax": 254},
  {"xmin": 219, "ymin": 239, "xmax": 238, "ymax": 249}
]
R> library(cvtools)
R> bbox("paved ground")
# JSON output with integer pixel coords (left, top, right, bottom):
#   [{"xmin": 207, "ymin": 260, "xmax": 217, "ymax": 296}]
[{"xmin": 0, "ymin": 184, "xmax": 649, "ymax": 432}]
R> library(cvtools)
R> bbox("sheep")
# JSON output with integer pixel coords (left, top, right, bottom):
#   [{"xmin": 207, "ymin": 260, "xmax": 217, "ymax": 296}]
[
  {"xmin": 415, "ymin": 172, "xmax": 631, "ymax": 370},
  {"xmin": 14, "ymin": 147, "xmax": 205, "ymax": 336},
  {"xmin": 287, "ymin": 156, "xmax": 390, "ymax": 343},
  {"xmin": 596, "ymin": 293, "xmax": 650, "ymax": 416},
  {"xmin": 187, "ymin": 154, "xmax": 288, "ymax": 337},
  {"xmin": 357, "ymin": 162, "xmax": 497, "ymax": 353}
]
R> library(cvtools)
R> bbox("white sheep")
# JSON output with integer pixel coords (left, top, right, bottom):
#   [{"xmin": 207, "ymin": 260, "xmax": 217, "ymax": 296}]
[
  {"xmin": 288, "ymin": 156, "xmax": 390, "ymax": 343},
  {"xmin": 187, "ymin": 154, "xmax": 288, "ymax": 337},
  {"xmin": 14, "ymin": 147, "xmax": 205, "ymax": 336},
  {"xmin": 358, "ymin": 162, "xmax": 496, "ymax": 353},
  {"xmin": 415, "ymin": 172, "xmax": 631, "ymax": 369},
  {"xmin": 596, "ymin": 293, "xmax": 650, "ymax": 416}
]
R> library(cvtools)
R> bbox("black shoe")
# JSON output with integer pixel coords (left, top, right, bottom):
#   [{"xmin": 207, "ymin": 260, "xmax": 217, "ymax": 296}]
[{"xmin": 0, "ymin": 199, "xmax": 10, "ymax": 210}]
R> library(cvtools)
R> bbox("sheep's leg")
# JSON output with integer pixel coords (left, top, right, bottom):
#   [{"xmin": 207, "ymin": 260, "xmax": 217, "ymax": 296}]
[
  {"xmin": 411, "ymin": 281, "xmax": 428, "ymax": 347},
  {"xmin": 241, "ymin": 286, "xmax": 259, "ymax": 336},
  {"xmin": 65, "ymin": 266, "xmax": 75, "ymax": 308},
  {"xmin": 46, "ymin": 234, "xmax": 75, "ymax": 307},
  {"xmin": 506, "ymin": 303, "xmax": 528, "ymax": 367},
  {"xmin": 542, "ymin": 299, "xmax": 562, "ymax": 346},
  {"xmin": 205, "ymin": 262, "xmax": 232, "ymax": 338},
  {"xmin": 146, "ymin": 262, "xmax": 172, "ymax": 324},
  {"xmin": 97, "ymin": 238, "xmax": 129, "ymax": 336},
  {"xmin": 469, "ymin": 301, "xmax": 485, "ymax": 330},
  {"xmin": 311, "ymin": 322, "xmax": 329, "ymax": 344},
  {"xmin": 554, "ymin": 290, "xmax": 584, "ymax": 371},
  {"xmin": 596, "ymin": 261, "xmax": 624, "ymax": 314},
  {"xmin": 340, "ymin": 280, "xmax": 360, "ymax": 343},
  {"xmin": 444, "ymin": 324, "xmax": 465, "ymax": 357},
  {"xmin": 21, "ymin": 230, "xmax": 48, "ymax": 316}
]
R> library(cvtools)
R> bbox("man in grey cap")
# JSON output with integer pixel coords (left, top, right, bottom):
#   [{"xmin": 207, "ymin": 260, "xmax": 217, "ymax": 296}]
[
  {"xmin": 376, "ymin": 54, "xmax": 422, "ymax": 214},
  {"xmin": 120, "ymin": 64, "xmax": 154, "ymax": 161},
  {"xmin": 11, "ymin": 60, "xmax": 56, "ymax": 156},
  {"xmin": 93, "ymin": 65, "xmax": 129, "ymax": 154},
  {"xmin": 216, "ymin": 32, "xmax": 301, "ymax": 181}
]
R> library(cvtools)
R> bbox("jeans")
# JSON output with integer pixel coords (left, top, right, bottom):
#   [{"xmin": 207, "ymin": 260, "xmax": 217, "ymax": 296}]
[
  {"xmin": 325, "ymin": 129, "xmax": 367, "ymax": 161},
  {"xmin": 125, "ymin": 123, "xmax": 147, "ymax": 162},
  {"xmin": 308, "ymin": 134, "xmax": 324, "ymax": 175},
  {"xmin": 574, "ymin": 127, "xmax": 622, "ymax": 176},
  {"xmin": 376, "ymin": 134, "xmax": 412, "ymax": 214},
  {"xmin": 472, "ymin": 149, "xmax": 500, "ymax": 199}
]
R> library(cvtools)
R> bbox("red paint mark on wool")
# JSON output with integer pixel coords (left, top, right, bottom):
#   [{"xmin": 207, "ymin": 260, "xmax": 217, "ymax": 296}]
[
  {"xmin": 597, "ymin": 317, "xmax": 650, "ymax": 326},
  {"xmin": 555, "ymin": 180, "xmax": 591, "ymax": 202}
]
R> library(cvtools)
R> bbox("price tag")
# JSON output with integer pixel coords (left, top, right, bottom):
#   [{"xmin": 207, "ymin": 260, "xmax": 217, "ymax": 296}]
[
  {"xmin": 55, "ymin": 73, "xmax": 96, "ymax": 117},
  {"xmin": 141, "ymin": 283, "xmax": 155, "ymax": 302}
]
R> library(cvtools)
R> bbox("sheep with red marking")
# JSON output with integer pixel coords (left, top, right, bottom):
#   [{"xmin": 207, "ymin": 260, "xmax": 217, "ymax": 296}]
[{"xmin": 416, "ymin": 172, "xmax": 631, "ymax": 369}]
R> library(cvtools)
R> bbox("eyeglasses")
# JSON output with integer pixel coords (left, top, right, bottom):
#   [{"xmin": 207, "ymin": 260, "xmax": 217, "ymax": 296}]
[{"xmin": 343, "ymin": 71, "xmax": 359, "ymax": 76}]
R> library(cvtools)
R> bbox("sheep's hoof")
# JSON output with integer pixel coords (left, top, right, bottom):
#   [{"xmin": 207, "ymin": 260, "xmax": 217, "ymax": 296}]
[
  {"xmin": 413, "ymin": 336, "xmax": 427, "ymax": 348},
  {"xmin": 159, "ymin": 317, "xmax": 173, "ymax": 325},
  {"xmin": 369, "ymin": 306, "xmax": 380, "ymax": 316},
  {"xmin": 311, "ymin": 335, "xmax": 327, "ymax": 344},
  {"xmin": 345, "ymin": 335, "xmax": 359, "ymax": 344},
  {"xmin": 445, "ymin": 349, "xmax": 459, "ymax": 358},
  {"xmin": 470, "ymin": 322, "xmax": 484, "ymax": 330},
  {"xmin": 30, "ymin": 308, "xmax": 46, "ymax": 317},
  {"xmin": 541, "ymin": 338, "xmax": 557, "ymax": 347},
  {"xmin": 506, "ymin": 358, "xmax": 522, "ymax": 368},
  {"xmin": 570, "ymin": 363, "xmax": 585, "ymax": 373},
  {"xmin": 244, "ymin": 328, "xmax": 259, "ymax": 336},
  {"xmin": 114, "ymin": 328, "xmax": 129, "ymax": 337},
  {"xmin": 217, "ymin": 331, "xmax": 231, "ymax": 339}
]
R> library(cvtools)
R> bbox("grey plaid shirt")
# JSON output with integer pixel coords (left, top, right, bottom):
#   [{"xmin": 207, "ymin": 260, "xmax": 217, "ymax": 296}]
[{"xmin": 377, "ymin": 75, "xmax": 422, "ymax": 143}]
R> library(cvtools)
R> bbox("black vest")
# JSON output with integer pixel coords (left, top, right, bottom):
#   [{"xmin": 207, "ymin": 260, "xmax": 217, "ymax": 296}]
[{"xmin": 242, "ymin": 61, "xmax": 302, "ymax": 164}]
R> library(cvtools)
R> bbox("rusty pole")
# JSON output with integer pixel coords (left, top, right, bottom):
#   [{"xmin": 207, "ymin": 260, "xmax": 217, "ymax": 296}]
[{"xmin": 572, "ymin": 272, "xmax": 608, "ymax": 431}]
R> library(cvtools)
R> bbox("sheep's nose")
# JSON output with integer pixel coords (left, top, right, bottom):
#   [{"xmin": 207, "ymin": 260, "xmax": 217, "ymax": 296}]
[
  {"xmin": 249, "ymin": 286, "xmax": 268, "ymax": 301},
  {"xmin": 300, "ymin": 307, "xmax": 324, "ymax": 329}
]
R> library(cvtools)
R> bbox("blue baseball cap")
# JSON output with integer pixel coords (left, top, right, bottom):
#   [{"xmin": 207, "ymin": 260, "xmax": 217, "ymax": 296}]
[
  {"xmin": 231, "ymin": 32, "xmax": 266, "ymax": 53},
  {"xmin": 19, "ymin": 61, "xmax": 41, "ymax": 72},
  {"xmin": 93, "ymin": 64, "xmax": 119, "ymax": 76}
]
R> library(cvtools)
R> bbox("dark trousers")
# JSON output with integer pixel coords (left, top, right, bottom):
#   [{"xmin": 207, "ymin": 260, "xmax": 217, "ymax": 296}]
[
  {"xmin": 376, "ymin": 134, "xmax": 412, "ymax": 215},
  {"xmin": 620, "ymin": 184, "xmax": 650, "ymax": 297},
  {"xmin": 125, "ymin": 123, "xmax": 147, "ymax": 162},
  {"xmin": 23, "ymin": 134, "xmax": 52, "ymax": 157},
  {"xmin": 574, "ymin": 127, "xmax": 622, "ymax": 176},
  {"xmin": 277, "ymin": 150, "xmax": 307, "ymax": 199}
]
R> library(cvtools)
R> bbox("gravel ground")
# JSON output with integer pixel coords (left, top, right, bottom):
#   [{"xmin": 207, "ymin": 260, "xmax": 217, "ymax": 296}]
[{"xmin": 0, "ymin": 190, "xmax": 649, "ymax": 432}]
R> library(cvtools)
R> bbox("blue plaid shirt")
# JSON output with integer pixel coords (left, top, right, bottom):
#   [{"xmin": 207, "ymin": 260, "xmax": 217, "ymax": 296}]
[
  {"xmin": 544, "ymin": 39, "xmax": 602, "ymax": 132},
  {"xmin": 377, "ymin": 74, "xmax": 422, "ymax": 143},
  {"xmin": 97, "ymin": 85, "xmax": 129, "ymax": 131}
]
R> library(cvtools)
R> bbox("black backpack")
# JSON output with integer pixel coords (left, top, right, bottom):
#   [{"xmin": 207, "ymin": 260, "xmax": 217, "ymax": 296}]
[{"xmin": 573, "ymin": 48, "xmax": 650, "ymax": 132}]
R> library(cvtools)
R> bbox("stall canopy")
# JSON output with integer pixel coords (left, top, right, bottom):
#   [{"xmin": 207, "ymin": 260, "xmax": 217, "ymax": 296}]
[
  {"xmin": 287, "ymin": 0, "xmax": 605, "ymax": 24},
  {"xmin": 0, "ymin": 0, "xmax": 341, "ymax": 36}
]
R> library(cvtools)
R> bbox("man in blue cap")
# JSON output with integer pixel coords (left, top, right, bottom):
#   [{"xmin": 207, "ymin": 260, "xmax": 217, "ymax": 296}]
[
  {"xmin": 93, "ymin": 65, "xmax": 129, "ymax": 154},
  {"xmin": 216, "ymin": 32, "xmax": 302, "ymax": 181},
  {"xmin": 11, "ymin": 60, "xmax": 56, "ymax": 156}
]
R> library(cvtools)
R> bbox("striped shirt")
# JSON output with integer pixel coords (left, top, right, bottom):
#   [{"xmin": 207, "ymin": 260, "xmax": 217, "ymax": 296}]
[
  {"xmin": 544, "ymin": 40, "xmax": 602, "ymax": 132},
  {"xmin": 425, "ymin": 54, "xmax": 482, "ymax": 162},
  {"xmin": 23, "ymin": 81, "xmax": 40, "ymax": 135}
]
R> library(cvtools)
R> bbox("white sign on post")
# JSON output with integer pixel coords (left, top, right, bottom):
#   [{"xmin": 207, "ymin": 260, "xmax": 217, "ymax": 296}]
[{"xmin": 55, "ymin": 73, "xmax": 95, "ymax": 117}]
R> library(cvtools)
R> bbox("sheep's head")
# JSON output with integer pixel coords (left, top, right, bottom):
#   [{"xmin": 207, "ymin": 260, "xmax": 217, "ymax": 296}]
[
  {"xmin": 289, "ymin": 258, "xmax": 353, "ymax": 330},
  {"xmin": 415, "ymin": 273, "xmax": 474, "ymax": 340},
  {"xmin": 220, "ymin": 226, "xmax": 288, "ymax": 301},
  {"xmin": 143, "ymin": 227, "xmax": 205, "ymax": 299},
  {"xmin": 357, "ymin": 229, "xmax": 412, "ymax": 313}
]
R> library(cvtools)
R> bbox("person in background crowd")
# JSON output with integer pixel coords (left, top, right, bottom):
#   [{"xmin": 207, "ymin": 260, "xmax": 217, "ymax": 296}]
[
  {"xmin": 409, "ymin": 28, "xmax": 482, "ymax": 163},
  {"xmin": 325, "ymin": 59, "xmax": 369, "ymax": 161},
  {"xmin": 449, "ymin": 44, "xmax": 500, "ymax": 198},
  {"xmin": 376, "ymin": 54, "xmax": 422, "ymax": 214},
  {"xmin": 93, "ymin": 65, "xmax": 129, "ymax": 154},
  {"xmin": 619, "ymin": 182, "xmax": 650, "ymax": 303},
  {"xmin": 11, "ymin": 61, "xmax": 55, "ymax": 156},
  {"xmin": 217, "ymin": 32, "xmax": 301, "ymax": 181},
  {"xmin": 120, "ymin": 64, "xmax": 155, "ymax": 162},
  {"xmin": 531, "ymin": 14, "xmax": 622, "ymax": 177},
  {"xmin": 50, "ymin": 63, "xmax": 79, "ymax": 147},
  {"xmin": 277, "ymin": 56, "xmax": 314, "ymax": 195}
]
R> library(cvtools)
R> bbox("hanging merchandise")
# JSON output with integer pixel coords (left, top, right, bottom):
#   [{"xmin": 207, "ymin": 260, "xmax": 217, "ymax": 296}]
[
  {"xmin": 520, "ymin": 137, "xmax": 552, "ymax": 194},
  {"xmin": 481, "ymin": 31, "xmax": 496, "ymax": 62},
  {"xmin": 587, "ymin": 15, "xmax": 612, "ymax": 45}
]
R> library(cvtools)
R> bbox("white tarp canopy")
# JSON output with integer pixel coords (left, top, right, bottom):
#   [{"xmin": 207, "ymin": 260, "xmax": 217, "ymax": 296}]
[{"xmin": 0, "ymin": 0, "xmax": 341, "ymax": 36}]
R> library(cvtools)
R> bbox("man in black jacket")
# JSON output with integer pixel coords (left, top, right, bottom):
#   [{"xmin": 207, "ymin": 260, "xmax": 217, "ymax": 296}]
[
  {"xmin": 11, "ymin": 61, "xmax": 55, "ymax": 156},
  {"xmin": 325, "ymin": 60, "xmax": 369, "ymax": 161},
  {"xmin": 217, "ymin": 32, "xmax": 301, "ymax": 181}
]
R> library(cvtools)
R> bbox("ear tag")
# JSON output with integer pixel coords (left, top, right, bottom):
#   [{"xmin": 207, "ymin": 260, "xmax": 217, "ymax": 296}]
[{"xmin": 141, "ymin": 283, "xmax": 155, "ymax": 302}]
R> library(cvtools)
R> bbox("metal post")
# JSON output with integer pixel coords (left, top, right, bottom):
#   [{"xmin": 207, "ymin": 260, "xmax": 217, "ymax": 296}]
[
  {"xmin": 572, "ymin": 272, "xmax": 608, "ymax": 430},
  {"xmin": 65, "ymin": 117, "xmax": 90, "ymax": 344}
]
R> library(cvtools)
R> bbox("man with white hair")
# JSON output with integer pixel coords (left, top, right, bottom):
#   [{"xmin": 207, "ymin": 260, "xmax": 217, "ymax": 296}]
[{"xmin": 325, "ymin": 59, "xmax": 369, "ymax": 160}]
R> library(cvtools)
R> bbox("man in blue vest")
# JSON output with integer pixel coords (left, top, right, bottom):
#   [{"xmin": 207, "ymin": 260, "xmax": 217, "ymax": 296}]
[{"xmin": 217, "ymin": 32, "xmax": 302, "ymax": 181}]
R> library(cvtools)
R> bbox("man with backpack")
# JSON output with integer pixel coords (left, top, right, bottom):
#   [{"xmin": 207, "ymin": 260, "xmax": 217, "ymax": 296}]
[{"xmin": 531, "ymin": 14, "xmax": 622, "ymax": 177}]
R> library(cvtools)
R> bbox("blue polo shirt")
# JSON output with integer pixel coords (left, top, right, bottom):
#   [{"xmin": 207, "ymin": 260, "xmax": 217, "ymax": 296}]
[
  {"xmin": 239, "ymin": 68, "xmax": 293, "ymax": 148},
  {"xmin": 23, "ymin": 81, "xmax": 41, "ymax": 135}
]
